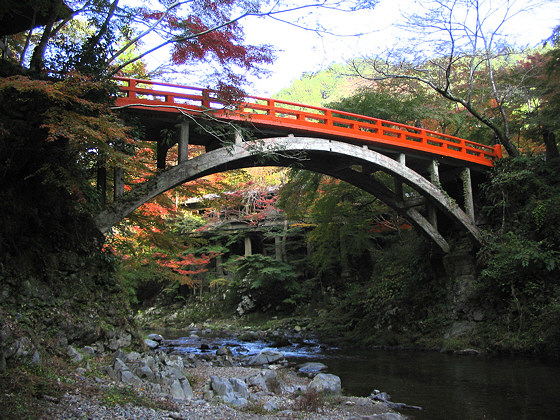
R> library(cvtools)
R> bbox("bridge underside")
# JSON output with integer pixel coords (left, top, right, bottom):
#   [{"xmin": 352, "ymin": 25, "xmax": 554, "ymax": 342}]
[{"xmin": 96, "ymin": 135, "xmax": 485, "ymax": 253}]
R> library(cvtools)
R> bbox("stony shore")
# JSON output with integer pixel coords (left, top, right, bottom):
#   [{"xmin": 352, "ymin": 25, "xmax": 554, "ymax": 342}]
[{"xmin": 41, "ymin": 332, "xmax": 409, "ymax": 419}]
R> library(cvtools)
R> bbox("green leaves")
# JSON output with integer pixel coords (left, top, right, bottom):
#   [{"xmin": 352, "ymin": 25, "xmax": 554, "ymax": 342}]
[{"xmin": 230, "ymin": 254, "xmax": 298, "ymax": 311}]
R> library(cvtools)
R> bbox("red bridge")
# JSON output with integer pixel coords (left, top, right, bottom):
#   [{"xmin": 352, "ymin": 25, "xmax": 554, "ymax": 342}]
[
  {"xmin": 113, "ymin": 77, "xmax": 501, "ymax": 168},
  {"xmin": 97, "ymin": 77, "xmax": 502, "ymax": 253}
]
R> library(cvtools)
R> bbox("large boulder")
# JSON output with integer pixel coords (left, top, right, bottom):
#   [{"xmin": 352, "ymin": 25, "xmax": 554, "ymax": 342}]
[
  {"xmin": 247, "ymin": 370, "xmax": 286, "ymax": 394},
  {"xmin": 308, "ymin": 373, "xmax": 341, "ymax": 395},
  {"xmin": 144, "ymin": 338, "xmax": 159, "ymax": 349},
  {"xmin": 298, "ymin": 362, "xmax": 328, "ymax": 374},
  {"xmin": 209, "ymin": 376, "xmax": 249, "ymax": 408},
  {"xmin": 248, "ymin": 350, "xmax": 285, "ymax": 366}
]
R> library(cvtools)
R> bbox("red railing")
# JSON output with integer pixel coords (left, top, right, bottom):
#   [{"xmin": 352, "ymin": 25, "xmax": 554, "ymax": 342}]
[{"xmin": 114, "ymin": 77, "xmax": 502, "ymax": 167}]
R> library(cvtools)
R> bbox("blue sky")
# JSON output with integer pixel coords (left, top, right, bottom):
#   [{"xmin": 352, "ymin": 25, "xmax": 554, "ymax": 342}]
[{"xmin": 240, "ymin": 0, "xmax": 560, "ymax": 96}]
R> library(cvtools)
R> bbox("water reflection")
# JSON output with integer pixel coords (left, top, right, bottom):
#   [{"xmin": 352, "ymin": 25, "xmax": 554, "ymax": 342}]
[
  {"xmin": 153, "ymin": 329, "xmax": 560, "ymax": 420},
  {"xmin": 309, "ymin": 349, "xmax": 560, "ymax": 420}
]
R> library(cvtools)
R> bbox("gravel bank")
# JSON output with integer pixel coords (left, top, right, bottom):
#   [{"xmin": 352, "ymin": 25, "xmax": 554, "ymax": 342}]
[{"xmin": 42, "ymin": 363, "xmax": 405, "ymax": 419}]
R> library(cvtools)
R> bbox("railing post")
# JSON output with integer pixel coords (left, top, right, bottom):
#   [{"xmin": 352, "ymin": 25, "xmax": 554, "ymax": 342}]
[
  {"xmin": 178, "ymin": 121, "xmax": 189, "ymax": 164},
  {"xmin": 325, "ymin": 109, "xmax": 333, "ymax": 126},
  {"xmin": 128, "ymin": 79, "xmax": 136, "ymax": 99},
  {"xmin": 202, "ymin": 89, "xmax": 210, "ymax": 108},
  {"xmin": 462, "ymin": 167, "xmax": 475, "ymax": 222},
  {"xmin": 493, "ymin": 143, "xmax": 503, "ymax": 159}
]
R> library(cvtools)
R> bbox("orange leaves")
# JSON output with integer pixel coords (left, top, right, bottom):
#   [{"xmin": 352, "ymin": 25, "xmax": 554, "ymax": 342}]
[{"xmin": 152, "ymin": 251, "xmax": 221, "ymax": 276}]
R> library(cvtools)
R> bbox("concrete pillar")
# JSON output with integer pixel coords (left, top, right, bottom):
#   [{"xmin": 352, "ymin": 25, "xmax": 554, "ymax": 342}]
[
  {"xmin": 428, "ymin": 160, "xmax": 440, "ymax": 229},
  {"xmin": 97, "ymin": 164, "xmax": 107, "ymax": 207},
  {"xmin": 244, "ymin": 236, "xmax": 252, "ymax": 256},
  {"xmin": 114, "ymin": 167, "xmax": 125, "ymax": 200},
  {"xmin": 215, "ymin": 241, "xmax": 224, "ymax": 276},
  {"xmin": 178, "ymin": 121, "xmax": 189, "ymax": 164},
  {"xmin": 461, "ymin": 167, "xmax": 475, "ymax": 222},
  {"xmin": 429, "ymin": 159, "xmax": 440, "ymax": 185},
  {"xmin": 156, "ymin": 139, "xmax": 168, "ymax": 170},
  {"xmin": 275, "ymin": 235, "xmax": 282, "ymax": 262},
  {"xmin": 394, "ymin": 153, "xmax": 406, "ymax": 199}
]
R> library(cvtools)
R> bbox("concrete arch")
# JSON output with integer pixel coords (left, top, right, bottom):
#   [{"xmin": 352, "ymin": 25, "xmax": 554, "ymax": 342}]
[{"xmin": 96, "ymin": 137, "xmax": 483, "ymax": 252}]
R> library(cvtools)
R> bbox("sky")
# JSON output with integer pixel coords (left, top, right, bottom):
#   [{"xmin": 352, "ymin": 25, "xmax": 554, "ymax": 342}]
[{"xmin": 238, "ymin": 0, "xmax": 560, "ymax": 96}]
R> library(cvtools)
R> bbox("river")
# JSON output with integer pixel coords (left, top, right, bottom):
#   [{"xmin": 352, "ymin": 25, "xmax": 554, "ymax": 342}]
[{"xmin": 156, "ymin": 329, "xmax": 560, "ymax": 419}]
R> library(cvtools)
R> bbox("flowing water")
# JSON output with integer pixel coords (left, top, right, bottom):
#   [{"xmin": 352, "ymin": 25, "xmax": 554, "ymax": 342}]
[{"xmin": 156, "ymin": 329, "xmax": 560, "ymax": 420}]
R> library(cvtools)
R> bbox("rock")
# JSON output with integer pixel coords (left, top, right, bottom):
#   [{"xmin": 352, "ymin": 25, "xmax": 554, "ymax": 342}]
[
  {"xmin": 210, "ymin": 376, "xmax": 234, "ymax": 398},
  {"xmin": 108, "ymin": 333, "xmax": 132, "ymax": 351},
  {"xmin": 248, "ymin": 370, "xmax": 285, "ymax": 394},
  {"xmin": 216, "ymin": 346, "xmax": 232, "ymax": 356},
  {"xmin": 82, "ymin": 346, "xmax": 96, "ymax": 356},
  {"xmin": 144, "ymin": 338, "xmax": 159, "ymax": 349},
  {"xmin": 230, "ymin": 378, "xmax": 249, "ymax": 399},
  {"xmin": 75, "ymin": 367, "xmax": 87, "ymax": 376},
  {"xmin": 209, "ymin": 376, "xmax": 250, "ymax": 407},
  {"xmin": 121, "ymin": 370, "xmax": 142, "ymax": 387},
  {"xmin": 237, "ymin": 295, "xmax": 256, "ymax": 315},
  {"xmin": 472, "ymin": 310, "xmax": 485, "ymax": 321},
  {"xmin": 308, "ymin": 373, "xmax": 341, "ymax": 394},
  {"xmin": 180, "ymin": 378, "xmax": 194, "ymax": 399},
  {"xmin": 370, "ymin": 390, "xmax": 422, "ymax": 411},
  {"xmin": 147, "ymin": 333, "xmax": 164, "ymax": 342},
  {"xmin": 169, "ymin": 379, "xmax": 193, "ymax": 400},
  {"xmin": 114, "ymin": 357, "xmax": 128, "ymax": 370},
  {"xmin": 66, "ymin": 345, "xmax": 83, "ymax": 363},
  {"xmin": 298, "ymin": 362, "xmax": 328, "ymax": 374},
  {"xmin": 125, "ymin": 351, "xmax": 141, "ymax": 361},
  {"xmin": 135, "ymin": 363, "xmax": 155, "ymax": 380},
  {"xmin": 350, "ymin": 414, "xmax": 407, "ymax": 420},
  {"xmin": 248, "ymin": 350, "xmax": 285, "ymax": 366},
  {"xmin": 263, "ymin": 399, "xmax": 279, "ymax": 411},
  {"xmin": 30, "ymin": 349, "xmax": 41, "ymax": 365},
  {"xmin": 455, "ymin": 348, "xmax": 482, "ymax": 356},
  {"xmin": 226, "ymin": 396, "xmax": 249, "ymax": 408}
]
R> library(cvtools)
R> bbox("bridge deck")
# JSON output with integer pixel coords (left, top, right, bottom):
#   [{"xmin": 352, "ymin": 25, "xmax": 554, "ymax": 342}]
[{"xmin": 113, "ymin": 77, "xmax": 501, "ymax": 168}]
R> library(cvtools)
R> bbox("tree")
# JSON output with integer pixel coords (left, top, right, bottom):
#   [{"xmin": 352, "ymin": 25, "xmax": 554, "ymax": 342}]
[
  {"xmin": 515, "ymin": 26, "xmax": 560, "ymax": 159},
  {"xmin": 4, "ymin": 1, "xmax": 377, "ymax": 87},
  {"xmin": 352, "ymin": 0, "xmax": 552, "ymax": 157}
]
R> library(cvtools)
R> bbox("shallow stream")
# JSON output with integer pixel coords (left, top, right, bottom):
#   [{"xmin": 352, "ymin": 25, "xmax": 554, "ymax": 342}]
[{"xmin": 155, "ymin": 328, "xmax": 560, "ymax": 419}]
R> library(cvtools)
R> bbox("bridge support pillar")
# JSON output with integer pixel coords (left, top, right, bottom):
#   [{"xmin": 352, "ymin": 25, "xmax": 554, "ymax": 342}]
[
  {"xmin": 394, "ymin": 153, "xmax": 406, "ymax": 199},
  {"xmin": 114, "ymin": 167, "xmax": 125, "ymax": 199},
  {"xmin": 428, "ymin": 160, "xmax": 440, "ymax": 229},
  {"xmin": 462, "ymin": 167, "xmax": 475, "ymax": 222},
  {"xmin": 178, "ymin": 121, "xmax": 189, "ymax": 164},
  {"xmin": 97, "ymin": 164, "xmax": 107, "ymax": 207},
  {"xmin": 216, "ymin": 241, "xmax": 224, "ymax": 276},
  {"xmin": 275, "ymin": 236, "xmax": 283, "ymax": 262},
  {"xmin": 244, "ymin": 236, "xmax": 252, "ymax": 256},
  {"xmin": 157, "ymin": 139, "xmax": 168, "ymax": 170}
]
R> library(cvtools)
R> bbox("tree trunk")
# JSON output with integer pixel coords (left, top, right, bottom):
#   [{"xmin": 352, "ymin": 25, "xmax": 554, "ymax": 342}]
[
  {"xmin": 29, "ymin": 5, "xmax": 58, "ymax": 72},
  {"xmin": 543, "ymin": 130, "xmax": 560, "ymax": 160}
]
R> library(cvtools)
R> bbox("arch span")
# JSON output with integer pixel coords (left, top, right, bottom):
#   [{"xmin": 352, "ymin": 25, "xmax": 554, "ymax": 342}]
[{"xmin": 95, "ymin": 137, "xmax": 483, "ymax": 252}]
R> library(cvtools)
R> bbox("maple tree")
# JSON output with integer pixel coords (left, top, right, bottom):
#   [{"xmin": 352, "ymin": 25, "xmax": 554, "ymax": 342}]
[{"xmin": 352, "ymin": 0, "xmax": 556, "ymax": 157}]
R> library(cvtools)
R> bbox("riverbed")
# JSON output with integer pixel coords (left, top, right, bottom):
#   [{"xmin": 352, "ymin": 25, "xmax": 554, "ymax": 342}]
[{"xmin": 156, "ymin": 329, "xmax": 560, "ymax": 420}]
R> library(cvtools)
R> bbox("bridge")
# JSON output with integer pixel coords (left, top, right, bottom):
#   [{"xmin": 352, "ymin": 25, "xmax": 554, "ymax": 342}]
[{"xmin": 95, "ymin": 77, "xmax": 502, "ymax": 253}]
